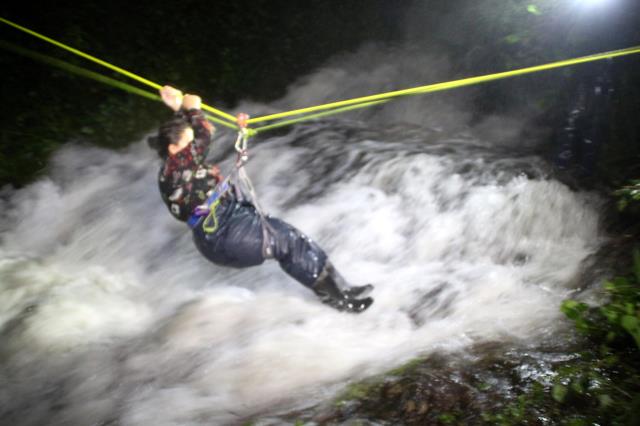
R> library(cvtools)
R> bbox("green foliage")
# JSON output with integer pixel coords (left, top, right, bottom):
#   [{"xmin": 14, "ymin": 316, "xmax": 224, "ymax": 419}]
[
  {"xmin": 614, "ymin": 180, "xmax": 640, "ymax": 212},
  {"xmin": 483, "ymin": 348, "xmax": 639, "ymax": 425},
  {"xmin": 335, "ymin": 380, "xmax": 381, "ymax": 407},
  {"xmin": 526, "ymin": 4, "xmax": 543, "ymax": 16},
  {"xmin": 560, "ymin": 300, "xmax": 591, "ymax": 334},
  {"xmin": 436, "ymin": 412, "xmax": 458, "ymax": 424},
  {"xmin": 482, "ymin": 383, "xmax": 545, "ymax": 425},
  {"xmin": 484, "ymin": 250, "xmax": 640, "ymax": 425},
  {"xmin": 503, "ymin": 34, "xmax": 521, "ymax": 44},
  {"xmin": 552, "ymin": 383, "xmax": 568, "ymax": 403},
  {"xmin": 562, "ymin": 255, "xmax": 640, "ymax": 350},
  {"xmin": 387, "ymin": 357, "xmax": 423, "ymax": 376}
]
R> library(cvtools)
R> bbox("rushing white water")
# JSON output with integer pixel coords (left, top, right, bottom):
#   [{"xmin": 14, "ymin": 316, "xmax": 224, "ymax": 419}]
[
  {"xmin": 0, "ymin": 46, "xmax": 604, "ymax": 425},
  {"xmin": 0, "ymin": 120, "xmax": 603, "ymax": 425}
]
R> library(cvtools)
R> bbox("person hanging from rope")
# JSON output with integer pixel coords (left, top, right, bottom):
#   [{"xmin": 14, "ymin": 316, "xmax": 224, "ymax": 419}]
[{"xmin": 148, "ymin": 85, "xmax": 374, "ymax": 313}]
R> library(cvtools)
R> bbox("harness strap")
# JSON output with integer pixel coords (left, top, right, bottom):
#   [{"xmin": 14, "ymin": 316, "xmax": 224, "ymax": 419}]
[
  {"xmin": 238, "ymin": 166, "xmax": 276, "ymax": 258},
  {"xmin": 187, "ymin": 178, "xmax": 231, "ymax": 229},
  {"xmin": 189, "ymin": 119, "xmax": 274, "ymax": 258},
  {"xmin": 185, "ymin": 118, "xmax": 248, "ymax": 231},
  {"xmin": 234, "ymin": 114, "xmax": 276, "ymax": 258}
]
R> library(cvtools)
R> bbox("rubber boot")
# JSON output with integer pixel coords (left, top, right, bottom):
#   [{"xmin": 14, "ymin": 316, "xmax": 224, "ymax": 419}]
[
  {"xmin": 344, "ymin": 284, "xmax": 374, "ymax": 299},
  {"xmin": 312, "ymin": 262, "xmax": 374, "ymax": 313},
  {"xmin": 326, "ymin": 262, "xmax": 374, "ymax": 298}
]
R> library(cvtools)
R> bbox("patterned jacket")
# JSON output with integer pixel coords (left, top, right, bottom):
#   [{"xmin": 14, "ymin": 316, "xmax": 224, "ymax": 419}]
[{"xmin": 158, "ymin": 109, "xmax": 220, "ymax": 222}]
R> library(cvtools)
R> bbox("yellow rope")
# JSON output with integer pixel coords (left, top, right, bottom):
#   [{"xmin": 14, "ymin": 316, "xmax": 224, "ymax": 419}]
[
  {"xmin": 247, "ymin": 45, "xmax": 640, "ymax": 124},
  {"xmin": 0, "ymin": 16, "xmax": 237, "ymax": 124},
  {"xmin": 0, "ymin": 39, "xmax": 240, "ymax": 131},
  {"xmin": 251, "ymin": 100, "xmax": 388, "ymax": 134},
  {"xmin": 201, "ymin": 199, "xmax": 221, "ymax": 233},
  {"xmin": 3, "ymin": 16, "xmax": 640, "ymax": 133}
]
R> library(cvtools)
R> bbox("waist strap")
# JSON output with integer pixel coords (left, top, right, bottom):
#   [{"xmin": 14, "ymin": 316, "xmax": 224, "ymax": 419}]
[{"xmin": 187, "ymin": 179, "xmax": 231, "ymax": 229}]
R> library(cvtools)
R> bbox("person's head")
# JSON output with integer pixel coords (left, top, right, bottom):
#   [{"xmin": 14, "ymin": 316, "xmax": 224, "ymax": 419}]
[{"xmin": 148, "ymin": 117, "xmax": 194, "ymax": 158}]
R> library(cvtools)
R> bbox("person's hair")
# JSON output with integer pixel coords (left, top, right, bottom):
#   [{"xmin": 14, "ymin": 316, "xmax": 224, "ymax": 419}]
[{"xmin": 147, "ymin": 117, "xmax": 191, "ymax": 158}]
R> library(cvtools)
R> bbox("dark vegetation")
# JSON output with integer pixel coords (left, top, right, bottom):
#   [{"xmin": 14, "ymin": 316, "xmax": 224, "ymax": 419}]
[
  {"xmin": 2, "ymin": 1, "xmax": 640, "ymax": 424},
  {"xmin": 407, "ymin": 0, "xmax": 640, "ymax": 188},
  {"xmin": 1, "ymin": 1, "xmax": 639, "ymax": 189},
  {"xmin": 0, "ymin": 0, "xmax": 403, "ymax": 186}
]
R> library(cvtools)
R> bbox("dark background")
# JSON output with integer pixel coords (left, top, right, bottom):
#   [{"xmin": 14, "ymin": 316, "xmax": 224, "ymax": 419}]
[{"xmin": 1, "ymin": 0, "xmax": 639, "ymax": 187}]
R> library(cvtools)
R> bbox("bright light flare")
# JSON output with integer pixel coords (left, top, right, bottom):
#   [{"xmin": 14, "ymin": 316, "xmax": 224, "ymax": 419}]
[{"xmin": 577, "ymin": 0, "xmax": 613, "ymax": 7}]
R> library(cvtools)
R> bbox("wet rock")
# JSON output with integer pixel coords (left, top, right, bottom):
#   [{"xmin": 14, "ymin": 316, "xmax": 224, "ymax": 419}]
[
  {"xmin": 403, "ymin": 400, "xmax": 416, "ymax": 413},
  {"xmin": 321, "ymin": 354, "xmax": 479, "ymax": 425},
  {"xmin": 299, "ymin": 343, "xmax": 598, "ymax": 425}
]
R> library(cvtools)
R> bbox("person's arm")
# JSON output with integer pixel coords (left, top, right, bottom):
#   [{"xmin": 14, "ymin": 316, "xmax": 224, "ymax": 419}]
[
  {"xmin": 160, "ymin": 85, "xmax": 183, "ymax": 112},
  {"xmin": 160, "ymin": 85, "xmax": 215, "ymax": 151},
  {"xmin": 182, "ymin": 96, "xmax": 215, "ymax": 152}
]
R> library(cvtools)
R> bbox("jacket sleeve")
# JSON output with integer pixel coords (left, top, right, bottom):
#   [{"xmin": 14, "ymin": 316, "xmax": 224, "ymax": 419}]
[{"xmin": 183, "ymin": 108, "xmax": 215, "ymax": 154}]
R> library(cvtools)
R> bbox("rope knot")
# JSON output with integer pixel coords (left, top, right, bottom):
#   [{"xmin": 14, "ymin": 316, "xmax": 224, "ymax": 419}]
[{"xmin": 236, "ymin": 112, "xmax": 250, "ymax": 129}]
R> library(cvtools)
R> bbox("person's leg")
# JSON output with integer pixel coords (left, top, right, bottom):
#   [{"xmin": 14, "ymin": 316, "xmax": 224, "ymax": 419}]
[
  {"xmin": 264, "ymin": 216, "xmax": 326, "ymax": 287},
  {"xmin": 192, "ymin": 200, "xmax": 266, "ymax": 268},
  {"xmin": 266, "ymin": 217, "xmax": 374, "ymax": 313}
]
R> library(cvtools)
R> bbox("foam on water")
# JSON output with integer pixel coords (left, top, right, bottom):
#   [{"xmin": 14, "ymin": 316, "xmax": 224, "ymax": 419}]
[{"xmin": 0, "ymin": 119, "xmax": 603, "ymax": 424}]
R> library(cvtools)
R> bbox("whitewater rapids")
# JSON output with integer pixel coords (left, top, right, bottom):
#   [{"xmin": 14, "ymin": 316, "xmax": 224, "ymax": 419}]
[{"xmin": 0, "ymin": 113, "xmax": 604, "ymax": 425}]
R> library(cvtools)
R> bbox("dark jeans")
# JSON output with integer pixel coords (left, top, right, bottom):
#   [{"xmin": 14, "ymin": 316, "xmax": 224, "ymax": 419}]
[{"xmin": 192, "ymin": 197, "xmax": 327, "ymax": 287}]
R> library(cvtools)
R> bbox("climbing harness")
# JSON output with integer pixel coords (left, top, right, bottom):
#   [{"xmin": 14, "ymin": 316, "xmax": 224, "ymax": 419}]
[
  {"xmin": 185, "ymin": 113, "xmax": 274, "ymax": 257},
  {"xmin": 186, "ymin": 114, "xmax": 253, "ymax": 231},
  {"xmin": 186, "ymin": 178, "xmax": 230, "ymax": 230}
]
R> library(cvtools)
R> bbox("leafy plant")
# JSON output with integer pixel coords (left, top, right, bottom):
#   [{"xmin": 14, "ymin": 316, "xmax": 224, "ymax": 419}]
[
  {"xmin": 485, "ymin": 249, "xmax": 640, "ymax": 425},
  {"xmin": 561, "ymin": 250, "xmax": 640, "ymax": 350},
  {"xmin": 614, "ymin": 180, "xmax": 640, "ymax": 212}
]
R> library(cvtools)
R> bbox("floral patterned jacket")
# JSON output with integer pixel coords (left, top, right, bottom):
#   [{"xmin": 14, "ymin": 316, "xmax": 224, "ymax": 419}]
[{"xmin": 158, "ymin": 109, "xmax": 220, "ymax": 222}]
